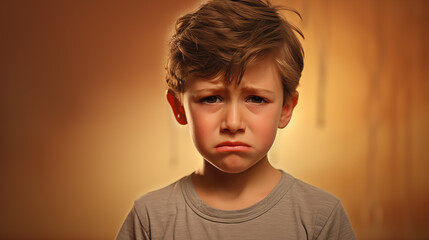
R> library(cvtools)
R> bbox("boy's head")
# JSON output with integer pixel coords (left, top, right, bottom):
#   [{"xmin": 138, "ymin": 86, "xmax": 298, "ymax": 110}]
[
  {"xmin": 165, "ymin": 0, "xmax": 304, "ymax": 173},
  {"xmin": 166, "ymin": 0, "xmax": 304, "ymax": 101}
]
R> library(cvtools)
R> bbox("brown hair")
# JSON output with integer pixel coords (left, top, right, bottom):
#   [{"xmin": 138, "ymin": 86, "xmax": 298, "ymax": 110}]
[{"xmin": 166, "ymin": 0, "xmax": 304, "ymax": 100}]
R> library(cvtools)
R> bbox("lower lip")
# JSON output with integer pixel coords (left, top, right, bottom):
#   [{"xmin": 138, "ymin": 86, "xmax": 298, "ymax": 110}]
[{"xmin": 215, "ymin": 145, "xmax": 251, "ymax": 152}]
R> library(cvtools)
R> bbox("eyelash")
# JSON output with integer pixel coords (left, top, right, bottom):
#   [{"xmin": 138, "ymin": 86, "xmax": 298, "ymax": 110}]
[
  {"xmin": 199, "ymin": 96, "xmax": 222, "ymax": 104},
  {"xmin": 199, "ymin": 95, "xmax": 268, "ymax": 104},
  {"xmin": 246, "ymin": 95, "xmax": 268, "ymax": 104}
]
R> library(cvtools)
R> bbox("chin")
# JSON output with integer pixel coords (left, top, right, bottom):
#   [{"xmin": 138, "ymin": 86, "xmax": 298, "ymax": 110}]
[{"xmin": 211, "ymin": 158, "xmax": 256, "ymax": 174}]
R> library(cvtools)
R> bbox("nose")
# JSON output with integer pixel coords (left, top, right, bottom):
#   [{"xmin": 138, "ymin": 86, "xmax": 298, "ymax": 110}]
[{"xmin": 220, "ymin": 102, "xmax": 245, "ymax": 133}]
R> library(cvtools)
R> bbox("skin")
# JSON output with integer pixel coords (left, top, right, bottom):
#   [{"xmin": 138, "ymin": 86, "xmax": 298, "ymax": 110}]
[{"xmin": 167, "ymin": 56, "xmax": 298, "ymax": 210}]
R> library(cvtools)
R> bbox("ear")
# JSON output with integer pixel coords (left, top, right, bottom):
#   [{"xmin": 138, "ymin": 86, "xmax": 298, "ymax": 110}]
[
  {"xmin": 278, "ymin": 91, "xmax": 298, "ymax": 129},
  {"xmin": 166, "ymin": 89, "xmax": 187, "ymax": 125}
]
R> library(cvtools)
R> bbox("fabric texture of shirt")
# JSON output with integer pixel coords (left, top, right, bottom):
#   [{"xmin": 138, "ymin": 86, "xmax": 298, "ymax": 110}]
[{"xmin": 116, "ymin": 171, "xmax": 356, "ymax": 240}]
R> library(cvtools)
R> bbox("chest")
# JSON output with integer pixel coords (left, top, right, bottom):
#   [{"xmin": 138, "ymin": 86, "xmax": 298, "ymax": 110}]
[{"xmin": 147, "ymin": 203, "xmax": 314, "ymax": 240}]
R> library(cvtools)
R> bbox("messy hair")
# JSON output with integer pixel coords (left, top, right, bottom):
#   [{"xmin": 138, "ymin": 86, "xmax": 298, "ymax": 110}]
[{"xmin": 166, "ymin": 0, "xmax": 304, "ymax": 100}]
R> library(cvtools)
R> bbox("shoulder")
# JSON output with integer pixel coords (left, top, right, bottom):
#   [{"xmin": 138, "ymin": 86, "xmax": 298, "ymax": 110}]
[
  {"xmin": 132, "ymin": 176, "xmax": 188, "ymax": 228},
  {"xmin": 284, "ymin": 174, "xmax": 356, "ymax": 239},
  {"xmin": 135, "ymin": 178, "xmax": 182, "ymax": 205},
  {"xmin": 289, "ymin": 176, "xmax": 340, "ymax": 211},
  {"xmin": 116, "ymin": 177, "xmax": 188, "ymax": 240},
  {"xmin": 134, "ymin": 176, "xmax": 186, "ymax": 214}
]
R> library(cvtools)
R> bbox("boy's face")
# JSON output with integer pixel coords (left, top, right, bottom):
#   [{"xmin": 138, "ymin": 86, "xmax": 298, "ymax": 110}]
[{"xmin": 167, "ymin": 57, "xmax": 298, "ymax": 174}]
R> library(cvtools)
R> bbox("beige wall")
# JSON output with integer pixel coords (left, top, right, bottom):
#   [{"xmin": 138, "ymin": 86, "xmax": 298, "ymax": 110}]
[{"xmin": 0, "ymin": 0, "xmax": 428, "ymax": 239}]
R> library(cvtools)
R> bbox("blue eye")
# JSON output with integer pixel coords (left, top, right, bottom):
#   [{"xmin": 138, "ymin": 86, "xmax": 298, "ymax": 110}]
[
  {"xmin": 200, "ymin": 96, "xmax": 222, "ymax": 104},
  {"xmin": 246, "ymin": 96, "xmax": 267, "ymax": 104}
]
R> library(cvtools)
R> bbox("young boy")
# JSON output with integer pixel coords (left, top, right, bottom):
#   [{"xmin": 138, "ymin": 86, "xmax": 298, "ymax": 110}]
[{"xmin": 117, "ymin": 0, "xmax": 356, "ymax": 239}]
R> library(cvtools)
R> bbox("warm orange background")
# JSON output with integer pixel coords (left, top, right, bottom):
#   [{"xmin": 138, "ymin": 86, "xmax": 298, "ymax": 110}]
[{"xmin": 1, "ymin": 0, "xmax": 428, "ymax": 239}]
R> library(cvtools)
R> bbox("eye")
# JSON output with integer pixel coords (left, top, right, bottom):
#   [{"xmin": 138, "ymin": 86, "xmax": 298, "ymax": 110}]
[
  {"xmin": 246, "ymin": 95, "xmax": 268, "ymax": 104},
  {"xmin": 200, "ymin": 96, "xmax": 222, "ymax": 104}
]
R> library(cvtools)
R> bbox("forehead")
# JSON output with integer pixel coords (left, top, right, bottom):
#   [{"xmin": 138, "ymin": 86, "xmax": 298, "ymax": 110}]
[{"xmin": 186, "ymin": 57, "xmax": 282, "ymax": 91}]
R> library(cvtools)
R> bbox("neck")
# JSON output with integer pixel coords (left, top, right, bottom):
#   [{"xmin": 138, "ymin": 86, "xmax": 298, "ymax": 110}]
[{"xmin": 192, "ymin": 155, "xmax": 281, "ymax": 210}]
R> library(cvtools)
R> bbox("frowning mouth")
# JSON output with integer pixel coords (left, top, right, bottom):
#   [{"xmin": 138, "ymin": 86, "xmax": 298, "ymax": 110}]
[{"xmin": 215, "ymin": 141, "xmax": 251, "ymax": 152}]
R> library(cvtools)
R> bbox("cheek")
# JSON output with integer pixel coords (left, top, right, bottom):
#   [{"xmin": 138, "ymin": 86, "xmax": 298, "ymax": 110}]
[
  {"xmin": 255, "ymin": 120, "xmax": 278, "ymax": 145},
  {"xmin": 249, "ymin": 107, "xmax": 281, "ymax": 148},
  {"xmin": 188, "ymin": 107, "xmax": 218, "ymax": 147}
]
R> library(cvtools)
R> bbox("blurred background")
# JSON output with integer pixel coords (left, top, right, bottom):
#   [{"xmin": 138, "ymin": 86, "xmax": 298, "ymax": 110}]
[{"xmin": 0, "ymin": 0, "xmax": 428, "ymax": 239}]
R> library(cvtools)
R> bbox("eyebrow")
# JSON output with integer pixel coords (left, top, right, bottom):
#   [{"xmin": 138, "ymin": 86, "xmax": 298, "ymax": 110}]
[
  {"xmin": 190, "ymin": 81, "xmax": 276, "ymax": 95},
  {"xmin": 192, "ymin": 86, "xmax": 225, "ymax": 93},
  {"xmin": 239, "ymin": 86, "xmax": 276, "ymax": 95},
  {"xmin": 190, "ymin": 80, "xmax": 225, "ymax": 92}
]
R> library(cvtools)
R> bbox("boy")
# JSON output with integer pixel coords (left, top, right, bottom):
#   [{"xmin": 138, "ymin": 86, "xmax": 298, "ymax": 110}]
[{"xmin": 117, "ymin": 0, "xmax": 356, "ymax": 239}]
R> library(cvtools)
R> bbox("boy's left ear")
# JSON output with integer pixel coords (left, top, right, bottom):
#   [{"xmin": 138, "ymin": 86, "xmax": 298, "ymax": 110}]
[{"xmin": 278, "ymin": 91, "xmax": 298, "ymax": 129}]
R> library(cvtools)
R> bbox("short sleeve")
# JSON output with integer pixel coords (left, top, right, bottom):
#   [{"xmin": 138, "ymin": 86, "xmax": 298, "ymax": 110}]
[
  {"xmin": 315, "ymin": 201, "xmax": 356, "ymax": 240},
  {"xmin": 116, "ymin": 206, "xmax": 150, "ymax": 240}
]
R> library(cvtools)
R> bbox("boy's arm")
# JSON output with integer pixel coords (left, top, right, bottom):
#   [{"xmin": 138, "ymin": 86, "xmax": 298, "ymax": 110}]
[
  {"xmin": 314, "ymin": 201, "xmax": 357, "ymax": 240},
  {"xmin": 116, "ymin": 206, "xmax": 150, "ymax": 240}
]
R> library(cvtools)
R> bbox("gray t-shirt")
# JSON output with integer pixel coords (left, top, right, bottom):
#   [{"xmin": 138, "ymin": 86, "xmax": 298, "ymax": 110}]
[{"xmin": 116, "ymin": 171, "xmax": 356, "ymax": 239}]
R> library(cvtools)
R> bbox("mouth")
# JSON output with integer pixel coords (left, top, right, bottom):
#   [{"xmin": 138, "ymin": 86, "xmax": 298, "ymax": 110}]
[{"xmin": 215, "ymin": 141, "xmax": 251, "ymax": 152}]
